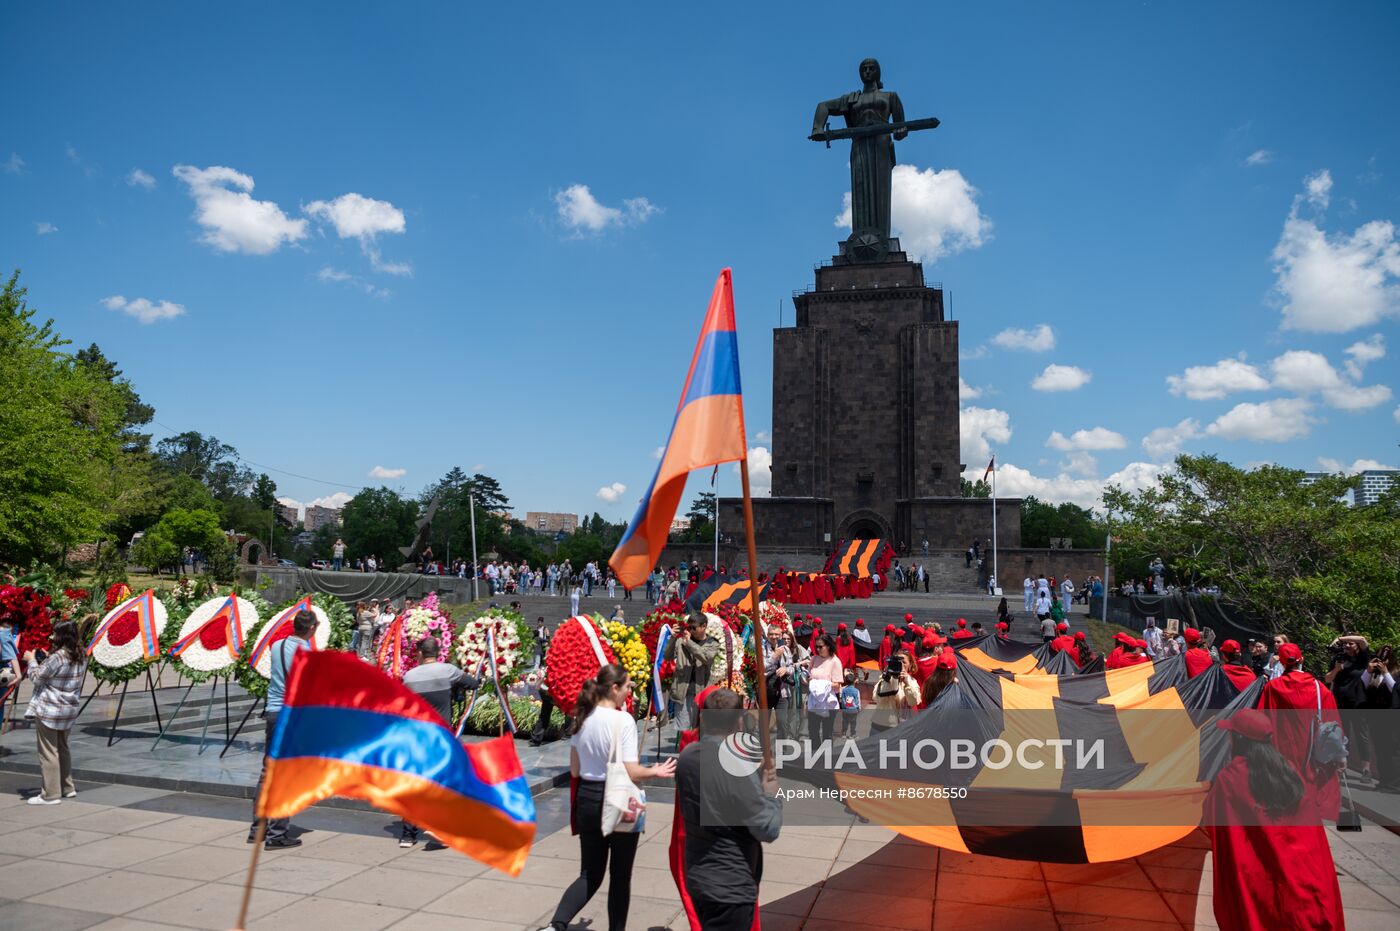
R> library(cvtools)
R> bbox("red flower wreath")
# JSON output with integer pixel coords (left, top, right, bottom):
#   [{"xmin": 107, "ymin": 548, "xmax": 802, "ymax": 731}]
[{"xmin": 544, "ymin": 616, "xmax": 619, "ymax": 715}]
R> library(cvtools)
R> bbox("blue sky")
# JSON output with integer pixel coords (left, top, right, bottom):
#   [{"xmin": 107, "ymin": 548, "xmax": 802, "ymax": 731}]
[{"xmin": 3, "ymin": 1, "xmax": 1398, "ymax": 519}]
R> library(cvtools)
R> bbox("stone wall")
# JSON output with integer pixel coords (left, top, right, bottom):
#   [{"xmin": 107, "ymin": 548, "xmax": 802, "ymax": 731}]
[
  {"xmin": 897, "ymin": 497, "xmax": 1023, "ymax": 554},
  {"xmin": 996, "ymin": 548, "xmax": 1106, "ymax": 586}
]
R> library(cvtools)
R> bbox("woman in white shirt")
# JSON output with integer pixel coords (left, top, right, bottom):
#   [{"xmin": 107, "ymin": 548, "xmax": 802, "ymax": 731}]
[{"xmin": 539, "ymin": 664, "xmax": 675, "ymax": 931}]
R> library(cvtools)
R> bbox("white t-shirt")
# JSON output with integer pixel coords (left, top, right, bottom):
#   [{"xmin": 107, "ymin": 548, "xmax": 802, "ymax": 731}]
[{"xmin": 571, "ymin": 707, "xmax": 638, "ymax": 781}]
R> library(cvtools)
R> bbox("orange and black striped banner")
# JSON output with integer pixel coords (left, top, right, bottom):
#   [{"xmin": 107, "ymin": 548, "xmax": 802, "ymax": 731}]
[{"xmin": 684, "ymin": 572, "xmax": 770, "ymax": 613}]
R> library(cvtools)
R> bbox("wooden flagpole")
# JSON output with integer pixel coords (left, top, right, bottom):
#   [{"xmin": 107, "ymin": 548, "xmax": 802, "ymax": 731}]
[
  {"xmin": 738, "ymin": 458, "xmax": 773, "ymax": 771},
  {"xmin": 233, "ymin": 816, "xmax": 267, "ymax": 929}
]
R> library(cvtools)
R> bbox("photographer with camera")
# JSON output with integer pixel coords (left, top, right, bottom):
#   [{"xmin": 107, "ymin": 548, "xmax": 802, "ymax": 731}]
[
  {"xmin": 871, "ymin": 650, "xmax": 919, "ymax": 734},
  {"xmin": 1323, "ymin": 635, "xmax": 1374, "ymax": 783},
  {"xmin": 1360, "ymin": 646, "xmax": 1399, "ymax": 793}
]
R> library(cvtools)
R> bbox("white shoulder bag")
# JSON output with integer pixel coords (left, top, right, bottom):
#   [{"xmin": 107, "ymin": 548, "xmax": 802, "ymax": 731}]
[{"xmin": 601, "ymin": 714, "xmax": 646, "ymax": 835}]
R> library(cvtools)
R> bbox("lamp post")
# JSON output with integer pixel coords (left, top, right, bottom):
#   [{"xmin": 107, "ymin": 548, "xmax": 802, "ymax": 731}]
[{"xmin": 469, "ymin": 491, "xmax": 480, "ymax": 602}]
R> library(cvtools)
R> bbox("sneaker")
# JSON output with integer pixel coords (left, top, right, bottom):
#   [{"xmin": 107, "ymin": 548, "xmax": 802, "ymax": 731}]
[
  {"xmin": 399, "ymin": 837, "xmax": 416, "ymax": 848},
  {"xmin": 63, "ymin": 791, "xmax": 78, "ymax": 799},
  {"xmin": 26, "ymin": 795, "xmax": 60, "ymax": 806},
  {"xmin": 264, "ymin": 836, "xmax": 302, "ymax": 850}
]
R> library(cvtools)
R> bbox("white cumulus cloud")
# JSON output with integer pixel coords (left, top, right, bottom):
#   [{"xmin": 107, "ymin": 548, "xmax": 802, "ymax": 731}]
[
  {"xmin": 173, "ymin": 164, "xmax": 308, "ymax": 255},
  {"xmin": 2, "ymin": 153, "xmax": 25, "ymax": 174},
  {"xmin": 991, "ymin": 324, "xmax": 1055, "ymax": 352},
  {"xmin": 35, "ymin": 222, "xmax": 57, "ymax": 235},
  {"xmin": 556, "ymin": 184, "xmax": 659, "ymax": 233},
  {"xmin": 1343, "ymin": 334, "xmax": 1385, "ymax": 379},
  {"xmin": 1245, "ymin": 149, "xmax": 1274, "ymax": 167},
  {"xmin": 278, "ymin": 492, "xmax": 353, "ymax": 515},
  {"xmin": 1045, "ymin": 427, "xmax": 1127, "ymax": 451},
  {"xmin": 1270, "ymin": 349, "xmax": 1392, "ymax": 410},
  {"xmin": 596, "ymin": 482, "xmax": 628, "ymax": 503},
  {"xmin": 1316, "ymin": 457, "xmax": 1396, "ymax": 475},
  {"xmin": 304, "ymin": 192, "xmax": 411, "ymax": 275},
  {"xmin": 976, "ymin": 460, "xmax": 1165, "ymax": 510},
  {"xmin": 368, "ymin": 465, "xmax": 406, "ymax": 479},
  {"xmin": 101, "ymin": 295, "xmax": 186, "ymax": 324},
  {"xmin": 126, "ymin": 168, "xmax": 155, "ymax": 189},
  {"xmin": 836, "ymin": 164, "xmax": 990, "ymax": 263},
  {"xmin": 960, "ymin": 407, "xmax": 1012, "ymax": 465},
  {"xmin": 1205, "ymin": 398, "xmax": 1315, "ymax": 442},
  {"xmin": 1031, "ymin": 364, "xmax": 1091, "ymax": 392},
  {"xmin": 1166, "ymin": 357, "xmax": 1271, "ymax": 400},
  {"xmin": 732, "ymin": 446, "xmax": 773, "ymax": 496},
  {"xmin": 958, "ymin": 377, "xmax": 982, "ymax": 400},
  {"xmin": 1141, "ymin": 418, "xmax": 1201, "ymax": 461},
  {"xmin": 1271, "ymin": 169, "xmax": 1400, "ymax": 333}
]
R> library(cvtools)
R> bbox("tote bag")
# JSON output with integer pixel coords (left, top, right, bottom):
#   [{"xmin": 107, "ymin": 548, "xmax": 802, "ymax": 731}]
[{"xmin": 601, "ymin": 714, "xmax": 646, "ymax": 835}]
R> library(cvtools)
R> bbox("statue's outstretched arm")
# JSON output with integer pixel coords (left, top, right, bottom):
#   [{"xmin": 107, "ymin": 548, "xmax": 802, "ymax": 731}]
[
  {"xmin": 890, "ymin": 92, "xmax": 907, "ymax": 140},
  {"xmin": 811, "ymin": 96, "xmax": 849, "ymax": 137}
]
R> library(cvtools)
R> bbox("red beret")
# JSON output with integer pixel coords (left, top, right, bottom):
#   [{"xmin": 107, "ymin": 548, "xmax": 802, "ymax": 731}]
[
  {"xmin": 995, "ymin": 622, "xmax": 1008, "ymax": 632},
  {"xmin": 909, "ymin": 624, "xmax": 924, "ymax": 636},
  {"xmin": 1277, "ymin": 642, "xmax": 1303, "ymax": 665},
  {"xmin": 1073, "ymin": 631, "xmax": 1086, "ymax": 642},
  {"xmin": 837, "ymin": 623, "xmax": 848, "ymax": 631},
  {"xmin": 1216, "ymin": 709, "xmax": 1273, "ymax": 742},
  {"xmin": 936, "ymin": 651, "xmax": 958, "ymax": 670},
  {"xmin": 957, "ymin": 618, "xmax": 967, "ymax": 628},
  {"xmin": 904, "ymin": 613, "xmax": 914, "ymax": 622},
  {"xmin": 1057, "ymin": 622, "xmax": 1069, "ymax": 633},
  {"xmin": 1183, "ymin": 628, "xmax": 1201, "ymax": 645},
  {"xmin": 855, "ymin": 619, "xmax": 865, "ymax": 627},
  {"xmin": 1219, "ymin": 639, "xmax": 1240, "ymax": 657},
  {"xmin": 1134, "ymin": 639, "xmax": 1148, "ymax": 649},
  {"xmin": 1113, "ymin": 632, "xmax": 1132, "ymax": 644}
]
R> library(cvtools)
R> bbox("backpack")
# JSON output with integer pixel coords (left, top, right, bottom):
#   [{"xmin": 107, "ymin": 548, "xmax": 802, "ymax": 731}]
[{"xmin": 1309, "ymin": 680, "xmax": 1348, "ymax": 769}]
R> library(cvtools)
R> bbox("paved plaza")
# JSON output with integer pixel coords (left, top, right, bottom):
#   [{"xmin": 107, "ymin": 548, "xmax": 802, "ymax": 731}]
[{"xmin": 2, "ymin": 768, "xmax": 1399, "ymax": 930}]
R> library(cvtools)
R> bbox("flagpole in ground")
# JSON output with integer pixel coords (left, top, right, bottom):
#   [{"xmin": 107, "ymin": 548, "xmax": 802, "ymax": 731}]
[
  {"xmin": 991, "ymin": 454, "xmax": 998, "ymax": 595},
  {"xmin": 738, "ymin": 457, "xmax": 773, "ymax": 771}
]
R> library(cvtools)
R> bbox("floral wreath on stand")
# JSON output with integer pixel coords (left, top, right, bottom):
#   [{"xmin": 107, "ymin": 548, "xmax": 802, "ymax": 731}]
[
  {"xmin": 598, "ymin": 614, "xmax": 650, "ymax": 714},
  {"xmin": 544, "ymin": 614, "xmax": 622, "ymax": 716},
  {"xmin": 88, "ymin": 589, "xmax": 180, "ymax": 685},
  {"xmin": 381, "ymin": 592, "xmax": 457, "ymax": 680},
  {"xmin": 168, "ymin": 592, "xmax": 270, "ymax": 684},
  {"xmin": 233, "ymin": 593, "xmax": 352, "ymax": 700}
]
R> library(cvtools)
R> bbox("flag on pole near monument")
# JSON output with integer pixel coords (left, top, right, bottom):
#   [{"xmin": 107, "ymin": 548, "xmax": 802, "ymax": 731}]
[
  {"xmin": 256, "ymin": 650, "xmax": 536, "ymax": 875},
  {"xmin": 610, "ymin": 269, "xmax": 748, "ymax": 589},
  {"xmin": 983, "ymin": 455, "xmax": 995, "ymax": 483}
]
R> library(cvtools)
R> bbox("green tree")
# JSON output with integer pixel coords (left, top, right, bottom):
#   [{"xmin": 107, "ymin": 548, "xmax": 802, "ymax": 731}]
[
  {"xmin": 155, "ymin": 431, "xmax": 252, "ymax": 502},
  {"xmin": 341, "ymin": 487, "xmax": 419, "ymax": 566},
  {"xmin": 684, "ymin": 492, "xmax": 716, "ymax": 543},
  {"xmin": 0, "ymin": 272, "xmax": 129, "ymax": 565},
  {"xmin": 74, "ymin": 343, "xmax": 155, "ymax": 452},
  {"xmin": 130, "ymin": 507, "xmax": 229, "ymax": 576},
  {"xmin": 1103, "ymin": 455, "xmax": 1398, "ymax": 659},
  {"xmin": 960, "ymin": 477, "xmax": 991, "ymax": 498},
  {"xmin": 251, "ymin": 474, "xmax": 278, "ymax": 511},
  {"xmin": 1020, "ymin": 496, "xmax": 1102, "ymax": 549}
]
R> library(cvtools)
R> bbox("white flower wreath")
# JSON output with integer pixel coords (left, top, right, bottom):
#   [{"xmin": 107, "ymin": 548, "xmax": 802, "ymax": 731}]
[
  {"xmin": 171, "ymin": 595, "xmax": 260, "ymax": 673},
  {"xmin": 251, "ymin": 604, "xmax": 331, "ymax": 678},
  {"xmin": 90, "ymin": 594, "xmax": 170, "ymax": 669},
  {"xmin": 454, "ymin": 613, "xmax": 524, "ymax": 682}
]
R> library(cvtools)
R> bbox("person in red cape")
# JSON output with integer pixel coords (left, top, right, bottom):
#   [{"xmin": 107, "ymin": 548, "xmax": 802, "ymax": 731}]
[
  {"xmin": 994, "ymin": 621, "xmax": 1010, "ymax": 638},
  {"xmin": 913, "ymin": 633, "xmax": 945, "ymax": 686},
  {"xmin": 1218, "ymin": 640, "xmax": 1258, "ymax": 692},
  {"xmin": 1049, "ymin": 629, "xmax": 1076, "ymax": 659},
  {"xmin": 834, "ymin": 623, "xmax": 857, "ymax": 670},
  {"xmin": 831, "ymin": 575, "xmax": 845, "ymax": 600},
  {"xmin": 1072, "ymin": 631, "xmax": 1093, "ymax": 667},
  {"xmin": 1183, "ymin": 627, "xmax": 1214, "ymax": 678},
  {"xmin": 1119, "ymin": 639, "xmax": 1151, "ymax": 666},
  {"xmin": 1258, "ymin": 643, "xmax": 1342, "ymax": 822},
  {"xmin": 1205, "ymin": 709, "xmax": 1344, "ymax": 931},
  {"xmin": 877, "ymin": 626, "xmax": 895, "ymax": 668},
  {"xmin": 950, "ymin": 618, "xmax": 973, "ymax": 640},
  {"xmin": 1105, "ymin": 632, "xmax": 1132, "ymax": 669}
]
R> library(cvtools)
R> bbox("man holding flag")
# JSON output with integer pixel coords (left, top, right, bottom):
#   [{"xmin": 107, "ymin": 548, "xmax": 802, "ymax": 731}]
[{"xmin": 246, "ymin": 608, "xmax": 317, "ymax": 849}]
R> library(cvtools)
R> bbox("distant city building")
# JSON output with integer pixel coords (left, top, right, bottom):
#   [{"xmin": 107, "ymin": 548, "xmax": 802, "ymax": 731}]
[
  {"xmin": 1356, "ymin": 469, "xmax": 1398, "ymax": 507},
  {"xmin": 303, "ymin": 505, "xmax": 342, "ymax": 531},
  {"xmin": 1299, "ymin": 472, "xmax": 1328, "ymax": 487},
  {"xmin": 293, "ymin": 531, "xmax": 317, "ymax": 549},
  {"xmin": 277, "ymin": 504, "xmax": 300, "ymax": 527},
  {"xmin": 526, "ymin": 511, "xmax": 578, "ymax": 534}
]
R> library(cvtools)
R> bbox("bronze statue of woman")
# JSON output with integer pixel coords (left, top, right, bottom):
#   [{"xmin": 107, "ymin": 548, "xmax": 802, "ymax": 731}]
[{"xmin": 811, "ymin": 58, "xmax": 906, "ymax": 245}]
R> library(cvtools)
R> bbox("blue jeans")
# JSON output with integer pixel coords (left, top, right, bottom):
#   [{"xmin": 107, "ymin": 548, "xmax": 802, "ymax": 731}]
[{"xmin": 332, "ymin": 558, "xmax": 342, "ymax": 571}]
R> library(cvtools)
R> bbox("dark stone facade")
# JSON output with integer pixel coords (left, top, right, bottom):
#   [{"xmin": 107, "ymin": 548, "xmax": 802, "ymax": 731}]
[{"xmin": 724, "ymin": 244, "xmax": 1021, "ymax": 555}]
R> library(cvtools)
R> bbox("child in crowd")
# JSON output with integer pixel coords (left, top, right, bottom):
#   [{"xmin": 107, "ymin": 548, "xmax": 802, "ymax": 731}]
[{"xmin": 838, "ymin": 670, "xmax": 861, "ymax": 739}]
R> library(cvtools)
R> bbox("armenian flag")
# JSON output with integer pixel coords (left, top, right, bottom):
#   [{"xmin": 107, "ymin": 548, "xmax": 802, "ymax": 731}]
[
  {"xmin": 256, "ymin": 650, "xmax": 536, "ymax": 874},
  {"xmin": 610, "ymin": 269, "xmax": 749, "ymax": 589}
]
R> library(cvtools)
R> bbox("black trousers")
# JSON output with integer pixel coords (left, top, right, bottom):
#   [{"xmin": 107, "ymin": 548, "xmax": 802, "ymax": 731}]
[
  {"xmin": 550, "ymin": 780, "xmax": 639, "ymax": 931},
  {"xmin": 248, "ymin": 712, "xmax": 289, "ymax": 842},
  {"xmin": 694, "ymin": 900, "xmax": 755, "ymax": 931}
]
